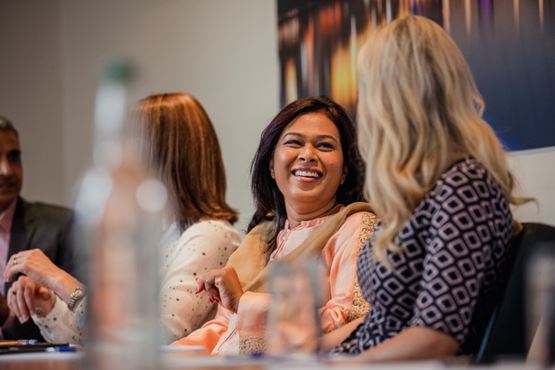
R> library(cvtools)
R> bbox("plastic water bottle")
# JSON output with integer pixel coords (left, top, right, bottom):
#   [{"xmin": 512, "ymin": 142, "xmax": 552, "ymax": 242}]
[{"xmin": 75, "ymin": 62, "xmax": 167, "ymax": 370}]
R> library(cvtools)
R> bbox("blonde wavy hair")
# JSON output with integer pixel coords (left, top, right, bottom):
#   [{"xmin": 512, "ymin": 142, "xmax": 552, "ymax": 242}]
[{"xmin": 357, "ymin": 15, "xmax": 528, "ymax": 264}]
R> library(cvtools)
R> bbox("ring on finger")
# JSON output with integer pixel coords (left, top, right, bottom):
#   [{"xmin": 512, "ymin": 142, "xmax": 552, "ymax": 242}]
[{"xmin": 12, "ymin": 257, "xmax": 17, "ymax": 265}]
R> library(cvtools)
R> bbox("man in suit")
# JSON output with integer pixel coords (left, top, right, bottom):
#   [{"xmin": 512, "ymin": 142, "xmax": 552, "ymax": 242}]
[{"xmin": 0, "ymin": 115, "xmax": 77, "ymax": 340}]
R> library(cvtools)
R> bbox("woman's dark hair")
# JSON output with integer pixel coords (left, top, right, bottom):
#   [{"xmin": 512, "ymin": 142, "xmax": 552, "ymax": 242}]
[
  {"xmin": 248, "ymin": 96, "xmax": 364, "ymax": 249},
  {"xmin": 136, "ymin": 92, "xmax": 238, "ymax": 231}
]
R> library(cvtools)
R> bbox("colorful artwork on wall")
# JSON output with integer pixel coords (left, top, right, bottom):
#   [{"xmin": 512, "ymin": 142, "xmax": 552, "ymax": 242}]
[{"xmin": 278, "ymin": 0, "xmax": 555, "ymax": 151}]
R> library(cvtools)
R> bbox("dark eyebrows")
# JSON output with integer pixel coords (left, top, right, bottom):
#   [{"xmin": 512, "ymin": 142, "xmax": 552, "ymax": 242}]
[{"xmin": 281, "ymin": 132, "xmax": 339, "ymax": 144}]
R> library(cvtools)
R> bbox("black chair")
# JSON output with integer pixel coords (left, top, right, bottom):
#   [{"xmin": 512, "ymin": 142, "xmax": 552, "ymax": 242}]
[{"xmin": 474, "ymin": 222, "xmax": 555, "ymax": 363}]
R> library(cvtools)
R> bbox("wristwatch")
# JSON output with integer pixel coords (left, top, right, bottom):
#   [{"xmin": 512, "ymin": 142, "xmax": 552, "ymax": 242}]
[{"xmin": 67, "ymin": 286, "xmax": 86, "ymax": 311}]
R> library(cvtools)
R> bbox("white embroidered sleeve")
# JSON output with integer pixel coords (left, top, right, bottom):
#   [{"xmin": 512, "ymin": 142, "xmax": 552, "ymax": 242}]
[{"xmin": 32, "ymin": 295, "xmax": 86, "ymax": 344}]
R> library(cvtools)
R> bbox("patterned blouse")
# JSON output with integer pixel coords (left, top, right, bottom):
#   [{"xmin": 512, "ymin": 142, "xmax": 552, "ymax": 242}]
[{"xmin": 336, "ymin": 157, "xmax": 514, "ymax": 355}]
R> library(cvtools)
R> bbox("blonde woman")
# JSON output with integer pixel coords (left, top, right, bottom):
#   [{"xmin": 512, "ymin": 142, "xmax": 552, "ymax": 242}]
[{"xmin": 332, "ymin": 16, "xmax": 529, "ymax": 361}]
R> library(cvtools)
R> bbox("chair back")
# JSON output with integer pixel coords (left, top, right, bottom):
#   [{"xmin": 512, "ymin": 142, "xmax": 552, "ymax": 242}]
[{"xmin": 475, "ymin": 222, "xmax": 555, "ymax": 363}]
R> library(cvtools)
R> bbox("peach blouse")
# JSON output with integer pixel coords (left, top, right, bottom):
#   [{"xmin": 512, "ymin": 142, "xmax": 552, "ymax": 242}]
[{"xmin": 174, "ymin": 211, "xmax": 376, "ymax": 354}]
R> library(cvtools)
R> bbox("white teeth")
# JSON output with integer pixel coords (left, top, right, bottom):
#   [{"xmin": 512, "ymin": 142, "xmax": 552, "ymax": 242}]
[{"xmin": 293, "ymin": 170, "xmax": 321, "ymax": 178}]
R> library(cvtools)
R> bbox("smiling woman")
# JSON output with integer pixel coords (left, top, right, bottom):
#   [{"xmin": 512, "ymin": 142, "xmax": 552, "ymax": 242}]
[
  {"xmin": 173, "ymin": 96, "xmax": 378, "ymax": 355},
  {"xmin": 270, "ymin": 112, "xmax": 345, "ymax": 226}
]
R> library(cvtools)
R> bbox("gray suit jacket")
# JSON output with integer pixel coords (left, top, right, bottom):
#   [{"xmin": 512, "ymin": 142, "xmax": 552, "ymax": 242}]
[{"xmin": 2, "ymin": 197, "xmax": 78, "ymax": 340}]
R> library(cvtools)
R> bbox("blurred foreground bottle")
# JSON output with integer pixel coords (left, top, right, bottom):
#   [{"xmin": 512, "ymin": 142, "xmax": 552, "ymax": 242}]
[{"xmin": 75, "ymin": 62, "xmax": 167, "ymax": 370}]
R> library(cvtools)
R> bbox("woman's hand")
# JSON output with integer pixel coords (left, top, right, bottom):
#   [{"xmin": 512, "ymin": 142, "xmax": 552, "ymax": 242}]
[
  {"xmin": 6, "ymin": 275, "xmax": 55, "ymax": 323},
  {"xmin": 358, "ymin": 326, "xmax": 459, "ymax": 362},
  {"xmin": 4, "ymin": 249, "xmax": 63, "ymax": 288},
  {"xmin": 320, "ymin": 316, "xmax": 364, "ymax": 352},
  {"xmin": 196, "ymin": 266, "xmax": 244, "ymax": 313}
]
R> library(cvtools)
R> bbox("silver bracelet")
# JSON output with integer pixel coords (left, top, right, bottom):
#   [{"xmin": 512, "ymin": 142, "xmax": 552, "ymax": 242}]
[{"xmin": 67, "ymin": 286, "xmax": 86, "ymax": 311}]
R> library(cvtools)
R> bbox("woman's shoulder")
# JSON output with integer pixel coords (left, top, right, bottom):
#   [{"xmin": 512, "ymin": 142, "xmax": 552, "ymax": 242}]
[
  {"xmin": 429, "ymin": 157, "xmax": 503, "ymax": 200},
  {"xmin": 166, "ymin": 219, "xmax": 241, "ymax": 261},
  {"xmin": 318, "ymin": 207, "xmax": 377, "ymax": 256},
  {"xmin": 343, "ymin": 210, "xmax": 378, "ymax": 225},
  {"xmin": 181, "ymin": 219, "xmax": 241, "ymax": 243},
  {"xmin": 441, "ymin": 157, "xmax": 493, "ymax": 185},
  {"xmin": 342, "ymin": 204, "xmax": 378, "ymax": 225},
  {"xmin": 420, "ymin": 157, "xmax": 511, "ymax": 227},
  {"xmin": 336, "ymin": 206, "xmax": 378, "ymax": 239}
]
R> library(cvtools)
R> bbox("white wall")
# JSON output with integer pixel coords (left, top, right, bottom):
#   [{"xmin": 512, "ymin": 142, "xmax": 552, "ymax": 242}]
[
  {"xmin": 509, "ymin": 148, "xmax": 555, "ymax": 225},
  {"xmin": 0, "ymin": 0, "xmax": 65, "ymax": 206},
  {"xmin": 58, "ymin": 0, "xmax": 279, "ymax": 231},
  {"xmin": 0, "ymin": 0, "xmax": 553, "ymax": 231}
]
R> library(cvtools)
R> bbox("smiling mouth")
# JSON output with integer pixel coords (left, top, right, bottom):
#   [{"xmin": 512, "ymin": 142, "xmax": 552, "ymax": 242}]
[{"xmin": 292, "ymin": 169, "xmax": 322, "ymax": 179}]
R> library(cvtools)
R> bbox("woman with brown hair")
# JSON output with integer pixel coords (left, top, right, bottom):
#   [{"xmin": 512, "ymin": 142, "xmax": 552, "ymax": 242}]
[
  {"xmin": 4, "ymin": 92, "xmax": 241, "ymax": 344},
  {"xmin": 136, "ymin": 93, "xmax": 238, "ymax": 231}
]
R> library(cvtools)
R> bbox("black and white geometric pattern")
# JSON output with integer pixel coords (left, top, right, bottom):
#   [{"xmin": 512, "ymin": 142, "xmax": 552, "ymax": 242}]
[{"xmin": 335, "ymin": 157, "xmax": 514, "ymax": 355}]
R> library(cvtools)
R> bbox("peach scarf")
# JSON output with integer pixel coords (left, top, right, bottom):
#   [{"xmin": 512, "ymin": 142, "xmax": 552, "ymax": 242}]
[{"xmin": 227, "ymin": 202, "xmax": 373, "ymax": 292}]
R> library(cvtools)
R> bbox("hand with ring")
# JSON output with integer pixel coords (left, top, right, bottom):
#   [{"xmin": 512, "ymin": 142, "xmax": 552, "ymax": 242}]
[
  {"xmin": 4, "ymin": 249, "xmax": 83, "ymax": 305},
  {"xmin": 4, "ymin": 249, "xmax": 63, "ymax": 288}
]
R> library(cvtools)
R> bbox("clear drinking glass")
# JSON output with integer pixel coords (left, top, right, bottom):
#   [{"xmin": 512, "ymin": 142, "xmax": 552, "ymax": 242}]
[{"xmin": 265, "ymin": 258, "xmax": 323, "ymax": 358}]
